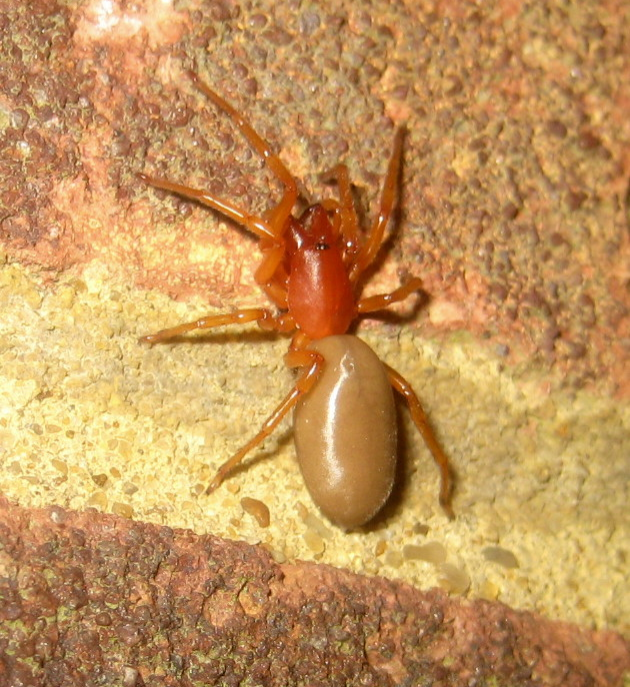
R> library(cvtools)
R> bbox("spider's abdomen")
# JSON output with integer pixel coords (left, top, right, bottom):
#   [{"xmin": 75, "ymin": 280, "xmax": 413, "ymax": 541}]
[{"xmin": 293, "ymin": 335, "xmax": 397, "ymax": 528}]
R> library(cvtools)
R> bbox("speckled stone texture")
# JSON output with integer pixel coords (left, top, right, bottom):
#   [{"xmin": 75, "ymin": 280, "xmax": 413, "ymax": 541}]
[
  {"xmin": 1, "ymin": 0, "xmax": 628, "ymax": 393},
  {"xmin": 0, "ymin": 497, "xmax": 628, "ymax": 686},
  {"xmin": 1, "ymin": 0, "xmax": 629, "ymax": 651}
]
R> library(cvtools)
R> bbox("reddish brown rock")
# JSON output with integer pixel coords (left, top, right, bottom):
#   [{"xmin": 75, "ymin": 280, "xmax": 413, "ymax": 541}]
[
  {"xmin": 1, "ymin": 0, "xmax": 628, "ymax": 663},
  {"xmin": 1, "ymin": 0, "xmax": 629, "ymax": 395},
  {"xmin": 0, "ymin": 497, "xmax": 627, "ymax": 686}
]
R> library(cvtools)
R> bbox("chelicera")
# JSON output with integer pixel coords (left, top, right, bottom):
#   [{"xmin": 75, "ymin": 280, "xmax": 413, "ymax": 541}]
[{"xmin": 139, "ymin": 71, "xmax": 454, "ymax": 528}]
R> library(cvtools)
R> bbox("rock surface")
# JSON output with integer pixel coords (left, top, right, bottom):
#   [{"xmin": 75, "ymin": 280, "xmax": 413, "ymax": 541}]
[
  {"xmin": 1, "ymin": 0, "xmax": 628, "ymax": 642},
  {"xmin": 0, "ymin": 497, "xmax": 628, "ymax": 686}
]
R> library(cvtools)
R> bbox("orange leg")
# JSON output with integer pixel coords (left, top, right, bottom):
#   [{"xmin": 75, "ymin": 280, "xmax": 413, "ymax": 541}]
[
  {"xmin": 206, "ymin": 344, "xmax": 324, "ymax": 493},
  {"xmin": 140, "ymin": 72, "xmax": 300, "ymax": 242},
  {"xmin": 321, "ymin": 163, "xmax": 361, "ymax": 257},
  {"xmin": 139, "ymin": 307, "xmax": 282, "ymax": 344},
  {"xmin": 356, "ymin": 276, "xmax": 424, "ymax": 315},
  {"xmin": 138, "ymin": 172, "xmax": 278, "ymax": 241},
  {"xmin": 254, "ymin": 242, "xmax": 286, "ymax": 287},
  {"xmin": 385, "ymin": 364, "xmax": 455, "ymax": 519},
  {"xmin": 261, "ymin": 280, "xmax": 289, "ymax": 310},
  {"xmin": 189, "ymin": 71, "xmax": 298, "ymax": 234},
  {"xmin": 350, "ymin": 127, "xmax": 405, "ymax": 282}
]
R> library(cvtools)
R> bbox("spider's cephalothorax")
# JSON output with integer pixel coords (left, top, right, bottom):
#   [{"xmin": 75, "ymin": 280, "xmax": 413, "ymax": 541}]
[{"xmin": 285, "ymin": 205, "xmax": 355, "ymax": 339}]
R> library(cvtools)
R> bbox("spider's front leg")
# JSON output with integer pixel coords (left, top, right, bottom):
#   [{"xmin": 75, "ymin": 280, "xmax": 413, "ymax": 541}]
[{"xmin": 139, "ymin": 308, "xmax": 292, "ymax": 344}]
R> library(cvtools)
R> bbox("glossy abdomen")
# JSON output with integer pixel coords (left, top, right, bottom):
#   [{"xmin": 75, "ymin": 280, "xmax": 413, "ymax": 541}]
[{"xmin": 293, "ymin": 335, "xmax": 397, "ymax": 529}]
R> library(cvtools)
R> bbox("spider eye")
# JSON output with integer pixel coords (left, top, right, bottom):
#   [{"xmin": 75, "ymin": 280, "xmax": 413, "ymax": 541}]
[{"xmin": 315, "ymin": 241, "xmax": 330, "ymax": 251}]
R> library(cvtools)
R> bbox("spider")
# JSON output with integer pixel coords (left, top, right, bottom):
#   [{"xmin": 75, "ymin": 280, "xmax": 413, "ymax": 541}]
[{"xmin": 139, "ymin": 71, "xmax": 454, "ymax": 528}]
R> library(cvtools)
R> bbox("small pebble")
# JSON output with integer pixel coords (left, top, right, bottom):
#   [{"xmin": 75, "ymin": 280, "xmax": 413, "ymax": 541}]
[
  {"xmin": 482, "ymin": 546, "xmax": 519, "ymax": 569},
  {"xmin": 403, "ymin": 541, "xmax": 447, "ymax": 564},
  {"xmin": 112, "ymin": 502, "xmax": 134, "ymax": 519},
  {"xmin": 303, "ymin": 529, "xmax": 325, "ymax": 555},
  {"xmin": 385, "ymin": 550, "xmax": 404, "ymax": 569},
  {"xmin": 262, "ymin": 543, "xmax": 286, "ymax": 564},
  {"xmin": 301, "ymin": 511, "xmax": 333, "ymax": 540},
  {"xmin": 241, "ymin": 496, "xmax": 270, "ymax": 527},
  {"xmin": 87, "ymin": 491, "xmax": 108, "ymax": 509},
  {"xmin": 439, "ymin": 563, "xmax": 470, "ymax": 594},
  {"xmin": 479, "ymin": 579, "xmax": 500, "ymax": 600},
  {"xmin": 226, "ymin": 481, "xmax": 240, "ymax": 494},
  {"xmin": 51, "ymin": 458, "xmax": 68, "ymax": 475}
]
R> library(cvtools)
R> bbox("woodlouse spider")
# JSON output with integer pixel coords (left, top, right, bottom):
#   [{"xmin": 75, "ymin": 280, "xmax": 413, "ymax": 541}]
[{"xmin": 139, "ymin": 71, "xmax": 454, "ymax": 529}]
